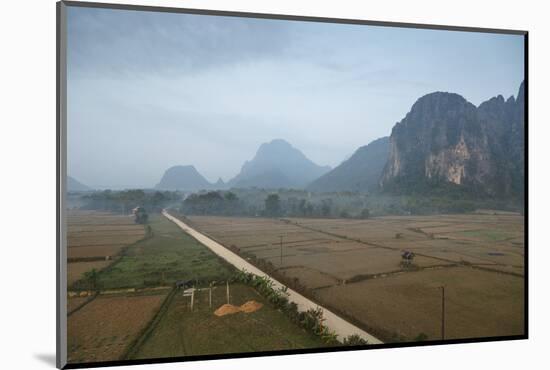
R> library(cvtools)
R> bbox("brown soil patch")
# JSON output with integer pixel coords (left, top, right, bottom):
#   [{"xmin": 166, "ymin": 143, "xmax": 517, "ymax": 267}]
[
  {"xmin": 317, "ymin": 266, "xmax": 524, "ymax": 341},
  {"xmin": 67, "ymin": 297, "xmax": 90, "ymax": 314},
  {"xmin": 67, "ymin": 261, "xmax": 112, "ymax": 285},
  {"xmin": 68, "ymin": 245, "xmax": 125, "ymax": 259},
  {"xmin": 67, "ymin": 293, "xmax": 166, "ymax": 363}
]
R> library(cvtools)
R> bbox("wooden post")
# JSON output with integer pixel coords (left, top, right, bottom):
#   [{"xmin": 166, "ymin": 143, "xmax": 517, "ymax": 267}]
[
  {"xmin": 190, "ymin": 289, "xmax": 194, "ymax": 311},
  {"xmin": 226, "ymin": 281, "xmax": 230, "ymax": 304}
]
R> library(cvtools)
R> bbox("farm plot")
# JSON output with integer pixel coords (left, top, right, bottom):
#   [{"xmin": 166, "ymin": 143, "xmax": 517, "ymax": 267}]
[
  {"xmin": 317, "ymin": 266, "xmax": 524, "ymax": 341},
  {"xmin": 186, "ymin": 213, "xmax": 524, "ymax": 342},
  {"xmin": 186, "ymin": 216, "xmax": 341, "ymax": 249},
  {"xmin": 67, "ymin": 211, "xmax": 146, "ymax": 287},
  {"xmin": 68, "ymin": 261, "xmax": 112, "ymax": 285},
  {"xmin": 94, "ymin": 214, "xmax": 234, "ymax": 290},
  {"xmin": 67, "ymin": 297, "xmax": 92, "ymax": 315},
  {"xmin": 68, "ymin": 234, "xmax": 145, "ymax": 248},
  {"xmin": 131, "ymin": 284, "xmax": 328, "ymax": 360},
  {"xmin": 262, "ymin": 246, "xmax": 445, "ymax": 282},
  {"xmin": 188, "ymin": 216, "xmax": 447, "ymax": 287},
  {"xmin": 68, "ymin": 210, "xmax": 139, "ymax": 225},
  {"xmin": 278, "ymin": 266, "xmax": 340, "ymax": 289},
  {"xmin": 290, "ymin": 214, "xmax": 524, "ymax": 275},
  {"xmin": 67, "ymin": 211, "xmax": 145, "ymax": 254},
  {"xmin": 67, "ymin": 291, "xmax": 169, "ymax": 364},
  {"xmin": 68, "ymin": 211, "xmax": 339, "ymax": 365},
  {"xmin": 68, "ymin": 245, "xmax": 127, "ymax": 260},
  {"xmin": 405, "ymin": 240, "xmax": 524, "ymax": 271}
]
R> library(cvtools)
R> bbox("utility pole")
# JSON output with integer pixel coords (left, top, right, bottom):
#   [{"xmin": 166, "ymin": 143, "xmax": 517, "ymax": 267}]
[
  {"xmin": 440, "ymin": 286, "xmax": 445, "ymax": 340},
  {"xmin": 280, "ymin": 235, "xmax": 283, "ymax": 267}
]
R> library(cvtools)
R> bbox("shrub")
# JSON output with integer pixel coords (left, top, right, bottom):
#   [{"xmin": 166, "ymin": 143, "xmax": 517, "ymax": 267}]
[
  {"xmin": 343, "ymin": 334, "xmax": 369, "ymax": 346},
  {"xmin": 414, "ymin": 333, "xmax": 429, "ymax": 342},
  {"xmin": 234, "ymin": 269, "xmax": 341, "ymax": 345}
]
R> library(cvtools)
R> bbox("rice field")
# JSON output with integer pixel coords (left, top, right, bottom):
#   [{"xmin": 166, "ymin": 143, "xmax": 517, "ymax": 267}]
[
  {"xmin": 66, "ymin": 211, "xmax": 327, "ymax": 364},
  {"xmin": 67, "ymin": 292, "xmax": 169, "ymax": 363},
  {"xmin": 186, "ymin": 213, "xmax": 525, "ymax": 342},
  {"xmin": 67, "ymin": 211, "xmax": 146, "ymax": 286}
]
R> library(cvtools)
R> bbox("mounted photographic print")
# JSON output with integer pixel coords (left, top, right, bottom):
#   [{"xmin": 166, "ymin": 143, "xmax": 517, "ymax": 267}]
[{"xmin": 57, "ymin": 1, "xmax": 528, "ymax": 368}]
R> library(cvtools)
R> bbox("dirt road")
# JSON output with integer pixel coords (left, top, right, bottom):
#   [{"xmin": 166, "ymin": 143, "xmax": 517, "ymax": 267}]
[{"xmin": 162, "ymin": 210, "xmax": 383, "ymax": 345}]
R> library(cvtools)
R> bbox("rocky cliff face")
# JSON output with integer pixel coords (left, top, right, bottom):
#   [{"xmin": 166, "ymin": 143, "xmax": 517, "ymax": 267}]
[{"xmin": 381, "ymin": 82, "xmax": 525, "ymax": 197}]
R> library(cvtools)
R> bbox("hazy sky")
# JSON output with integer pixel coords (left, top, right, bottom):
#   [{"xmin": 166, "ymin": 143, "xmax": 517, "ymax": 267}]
[{"xmin": 67, "ymin": 6, "xmax": 524, "ymax": 189}]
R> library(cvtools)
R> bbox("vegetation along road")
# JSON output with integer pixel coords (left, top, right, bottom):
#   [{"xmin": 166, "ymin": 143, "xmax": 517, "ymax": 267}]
[{"xmin": 162, "ymin": 209, "xmax": 383, "ymax": 345}]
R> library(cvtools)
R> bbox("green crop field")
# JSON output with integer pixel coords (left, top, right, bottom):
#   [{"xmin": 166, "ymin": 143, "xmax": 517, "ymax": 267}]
[
  {"xmin": 131, "ymin": 284, "xmax": 329, "ymax": 359},
  {"xmin": 95, "ymin": 214, "xmax": 234, "ymax": 290}
]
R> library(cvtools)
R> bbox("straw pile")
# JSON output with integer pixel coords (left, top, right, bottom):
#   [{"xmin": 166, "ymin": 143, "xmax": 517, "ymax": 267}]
[{"xmin": 214, "ymin": 300, "xmax": 264, "ymax": 316}]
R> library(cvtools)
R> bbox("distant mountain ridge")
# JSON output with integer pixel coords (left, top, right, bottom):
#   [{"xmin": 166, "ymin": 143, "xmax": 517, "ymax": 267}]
[
  {"xmin": 227, "ymin": 139, "xmax": 331, "ymax": 189},
  {"xmin": 155, "ymin": 165, "xmax": 211, "ymax": 191},
  {"xmin": 67, "ymin": 176, "xmax": 91, "ymax": 192},
  {"xmin": 307, "ymin": 137, "xmax": 389, "ymax": 193},
  {"xmin": 153, "ymin": 82, "xmax": 524, "ymax": 197}
]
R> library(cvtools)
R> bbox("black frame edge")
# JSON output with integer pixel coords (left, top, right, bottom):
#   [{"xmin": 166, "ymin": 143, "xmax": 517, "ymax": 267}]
[{"xmin": 523, "ymin": 32, "xmax": 529, "ymax": 339}]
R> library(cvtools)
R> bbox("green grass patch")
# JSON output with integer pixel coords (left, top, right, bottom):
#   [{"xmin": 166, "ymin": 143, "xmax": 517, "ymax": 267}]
[
  {"xmin": 96, "ymin": 215, "xmax": 234, "ymax": 290},
  {"xmin": 131, "ymin": 284, "xmax": 328, "ymax": 359}
]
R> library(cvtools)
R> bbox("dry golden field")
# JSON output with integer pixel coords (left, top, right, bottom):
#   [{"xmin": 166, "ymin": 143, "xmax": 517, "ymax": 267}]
[{"xmin": 187, "ymin": 213, "xmax": 525, "ymax": 342}]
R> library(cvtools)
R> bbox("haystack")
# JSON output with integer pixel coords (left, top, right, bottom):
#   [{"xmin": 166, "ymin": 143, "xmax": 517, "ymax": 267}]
[
  {"xmin": 214, "ymin": 304, "xmax": 241, "ymax": 317},
  {"xmin": 240, "ymin": 300, "xmax": 263, "ymax": 313},
  {"xmin": 213, "ymin": 300, "xmax": 263, "ymax": 316}
]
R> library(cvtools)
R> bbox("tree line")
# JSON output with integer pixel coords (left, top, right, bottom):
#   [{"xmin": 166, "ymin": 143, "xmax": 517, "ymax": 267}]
[
  {"xmin": 181, "ymin": 191, "xmax": 371, "ymax": 219},
  {"xmin": 81, "ymin": 189, "xmax": 181, "ymax": 214},
  {"xmin": 75, "ymin": 188, "xmax": 517, "ymax": 218}
]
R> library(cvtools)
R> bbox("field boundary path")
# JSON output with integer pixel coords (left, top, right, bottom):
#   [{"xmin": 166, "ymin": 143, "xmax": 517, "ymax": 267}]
[{"xmin": 162, "ymin": 210, "xmax": 383, "ymax": 345}]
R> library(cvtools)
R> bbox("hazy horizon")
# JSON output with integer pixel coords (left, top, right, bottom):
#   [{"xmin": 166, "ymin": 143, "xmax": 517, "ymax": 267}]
[{"xmin": 67, "ymin": 6, "xmax": 524, "ymax": 189}]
